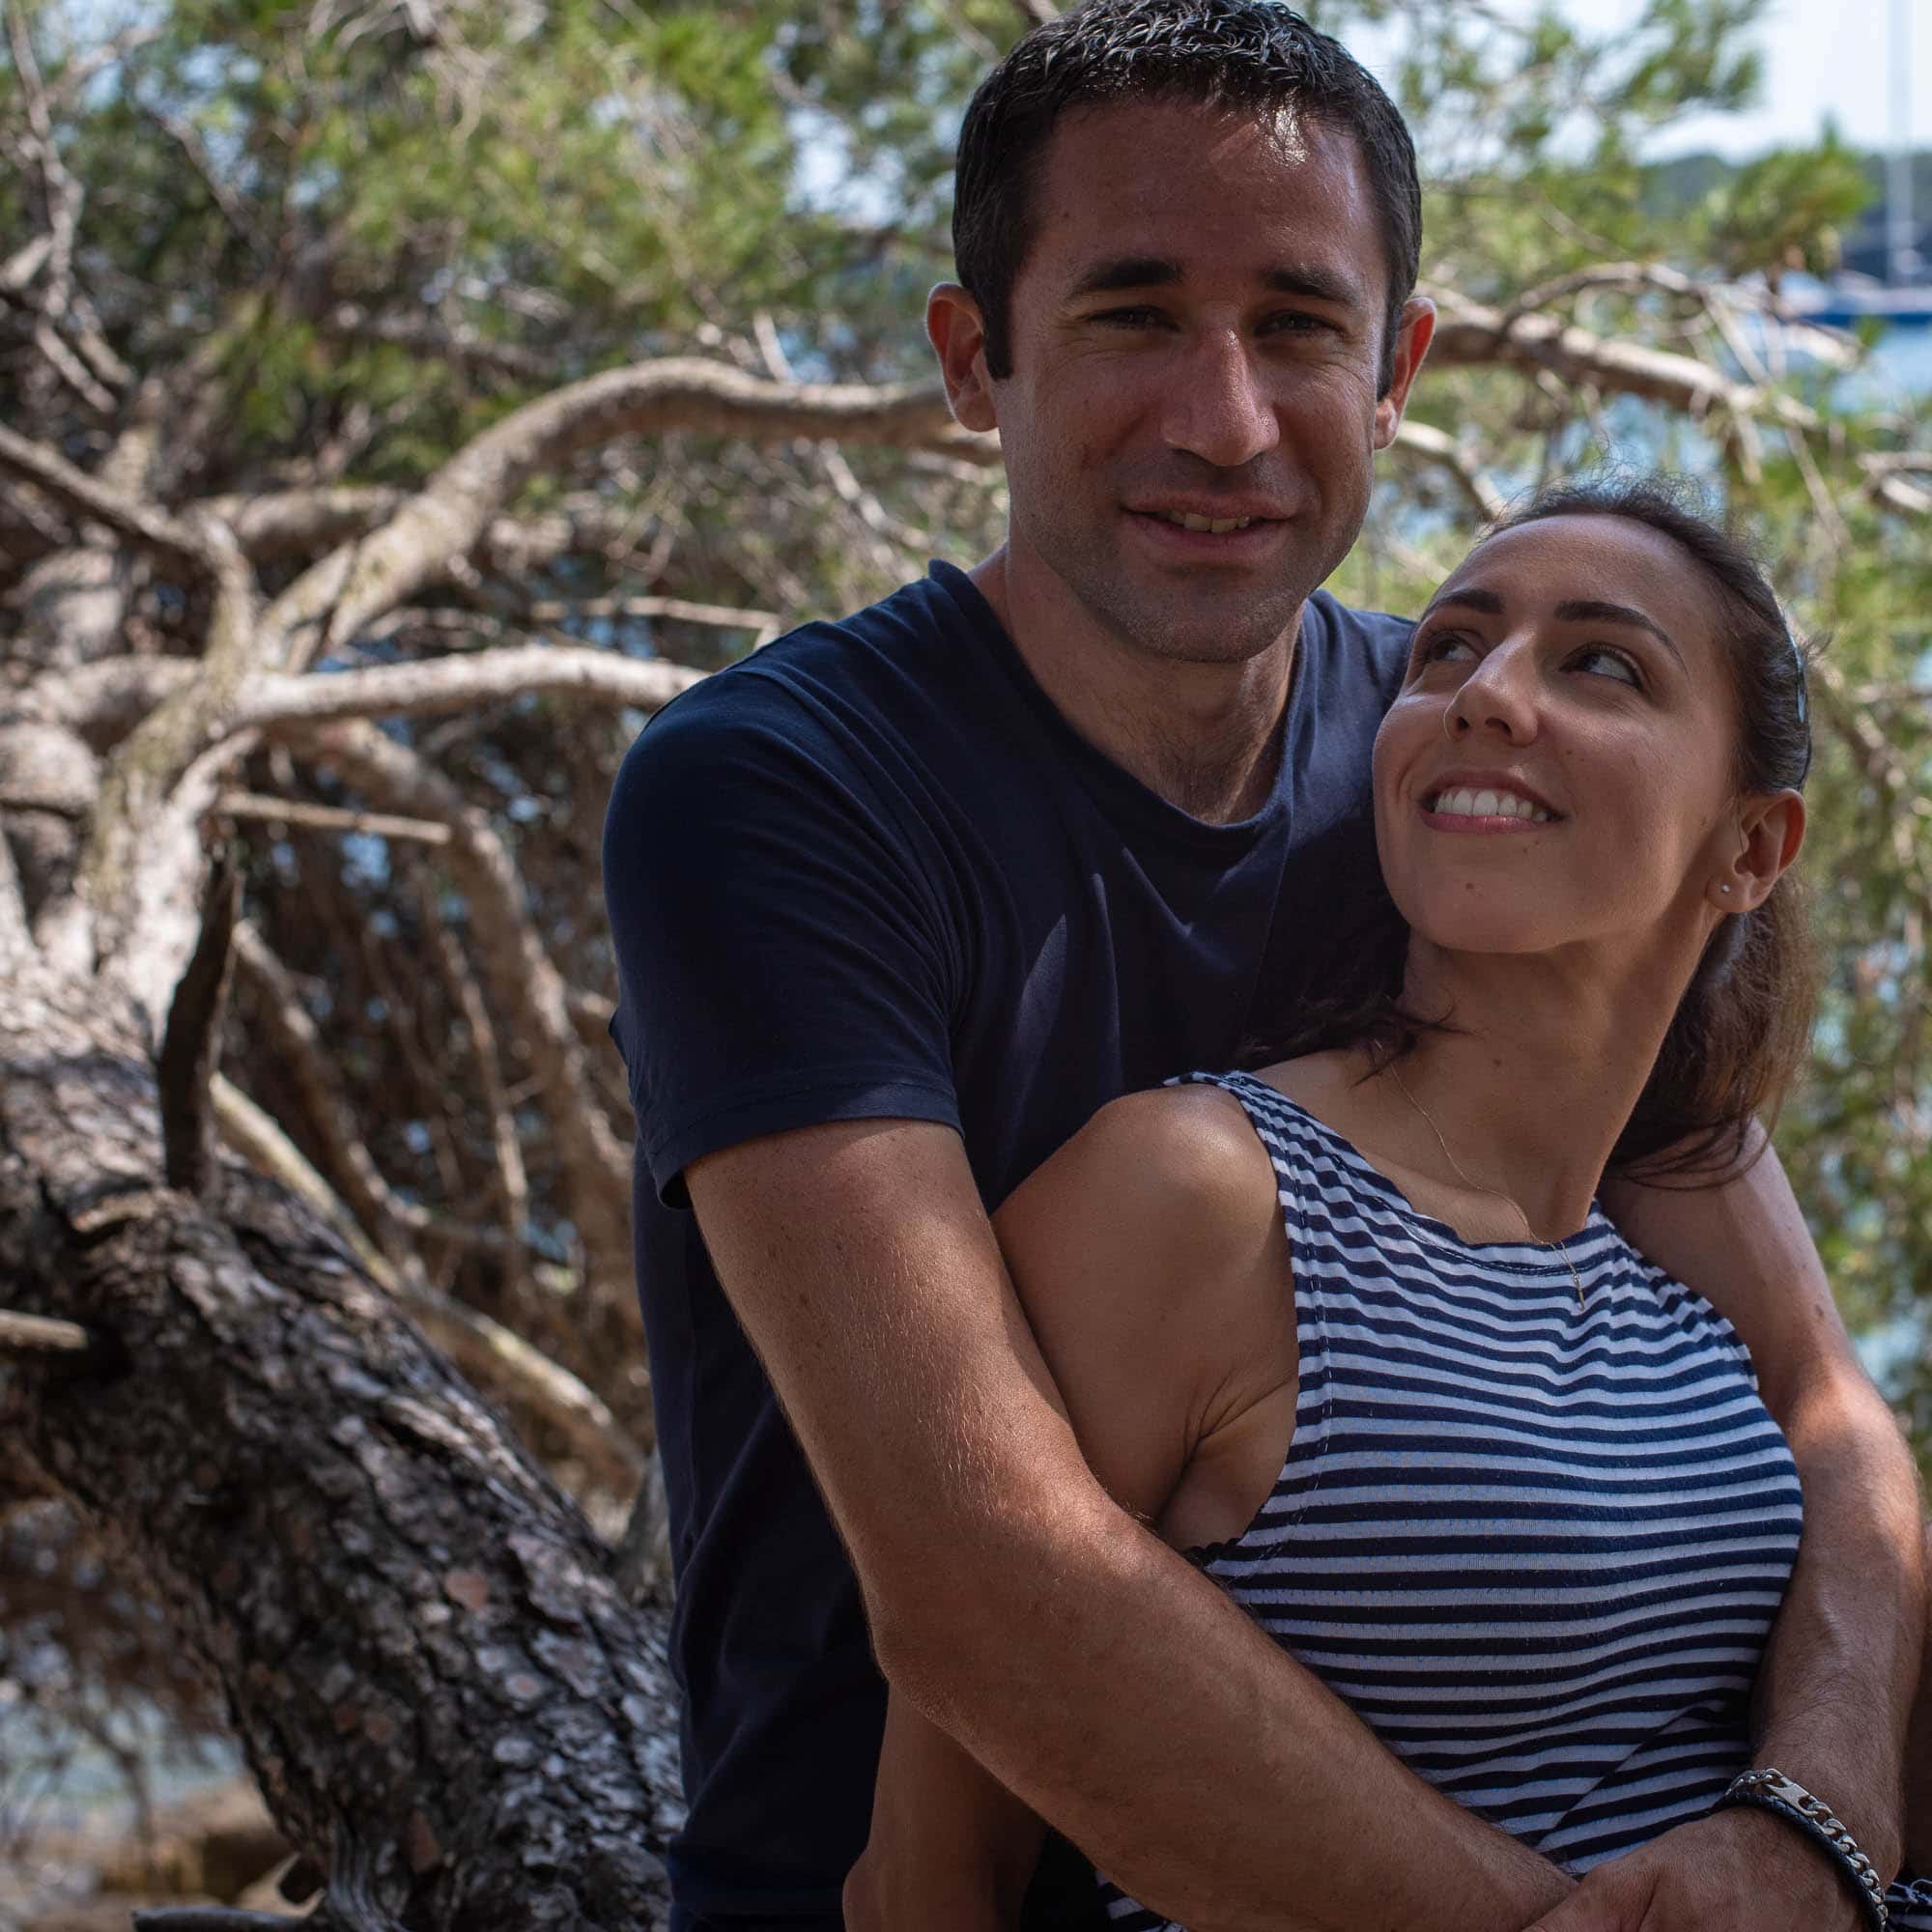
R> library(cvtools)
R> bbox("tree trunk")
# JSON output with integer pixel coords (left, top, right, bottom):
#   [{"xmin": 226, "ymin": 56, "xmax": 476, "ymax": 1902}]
[{"xmin": 0, "ymin": 963, "xmax": 682, "ymax": 1932}]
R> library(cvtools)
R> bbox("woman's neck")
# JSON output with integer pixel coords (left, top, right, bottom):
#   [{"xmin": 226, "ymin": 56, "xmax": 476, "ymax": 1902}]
[{"xmin": 1360, "ymin": 934, "xmax": 1704, "ymax": 1240}]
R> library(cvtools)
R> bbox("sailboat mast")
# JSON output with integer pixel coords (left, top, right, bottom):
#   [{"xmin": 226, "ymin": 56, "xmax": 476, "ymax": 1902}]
[{"xmin": 1891, "ymin": 0, "xmax": 1918, "ymax": 281}]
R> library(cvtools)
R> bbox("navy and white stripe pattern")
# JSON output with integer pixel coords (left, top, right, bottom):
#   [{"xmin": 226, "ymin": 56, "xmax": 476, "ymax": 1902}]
[{"xmin": 1099, "ymin": 1069, "xmax": 1932, "ymax": 1930}]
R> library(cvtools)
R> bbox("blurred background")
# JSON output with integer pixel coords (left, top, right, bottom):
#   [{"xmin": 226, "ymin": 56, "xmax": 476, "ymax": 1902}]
[{"xmin": 3, "ymin": 0, "xmax": 1929, "ymax": 1923}]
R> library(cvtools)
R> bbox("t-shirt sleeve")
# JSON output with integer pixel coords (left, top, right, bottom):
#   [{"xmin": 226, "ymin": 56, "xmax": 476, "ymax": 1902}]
[{"xmin": 602, "ymin": 675, "xmax": 961, "ymax": 1207}]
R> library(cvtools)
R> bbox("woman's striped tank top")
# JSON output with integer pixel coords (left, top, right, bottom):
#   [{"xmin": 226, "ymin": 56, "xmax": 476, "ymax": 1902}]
[{"xmin": 1099, "ymin": 1069, "xmax": 1932, "ymax": 1930}]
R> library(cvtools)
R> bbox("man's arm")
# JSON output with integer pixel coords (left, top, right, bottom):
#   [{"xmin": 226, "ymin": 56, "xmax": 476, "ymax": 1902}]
[
  {"xmin": 1561, "ymin": 1136, "xmax": 1928, "ymax": 1928},
  {"xmin": 688, "ymin": 1115, "xmax": 1575, "ymax": 1932}
]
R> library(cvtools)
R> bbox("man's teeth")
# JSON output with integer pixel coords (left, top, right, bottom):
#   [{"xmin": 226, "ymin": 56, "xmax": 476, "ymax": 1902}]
[
  {"xmin": 1430, "ymin": 786, "xmax": 1552, "ymax": 823},
  {"xmin": 1159, "ymin": 511, "xmax": 1255, "ymax": 533}
]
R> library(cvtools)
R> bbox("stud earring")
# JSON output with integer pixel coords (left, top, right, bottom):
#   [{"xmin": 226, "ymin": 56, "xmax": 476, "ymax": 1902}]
[{"xmin": 1719, "ymin": 884, "xmax": 1734, "ymax": 896}]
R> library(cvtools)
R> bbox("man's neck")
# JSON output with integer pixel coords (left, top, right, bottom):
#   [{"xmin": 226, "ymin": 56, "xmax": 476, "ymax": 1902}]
[{"xmin": 968, "ymin": 546, "xmax": 1296, "ymax": 826}]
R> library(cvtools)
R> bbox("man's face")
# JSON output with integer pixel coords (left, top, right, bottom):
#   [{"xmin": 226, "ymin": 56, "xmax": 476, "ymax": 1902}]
[{"xmin": 986, "ymin": 98, "xmax": 1413, "ymax": 668}]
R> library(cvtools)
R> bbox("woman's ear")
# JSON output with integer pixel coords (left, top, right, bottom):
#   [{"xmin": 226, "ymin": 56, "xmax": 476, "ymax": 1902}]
[
  {"xmin": 925, "ymin": 283, "xmax": 998, "ymax": 433},
  {"xmin": 1715, "ymin": 790, "xmax": 1805, "ymax": 913}
]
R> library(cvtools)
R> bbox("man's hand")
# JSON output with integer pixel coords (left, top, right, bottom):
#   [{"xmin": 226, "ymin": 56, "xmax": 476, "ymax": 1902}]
[{"xmin": 1519, "ymin": 1810, "xmax": 1863, "ymax": 1932}]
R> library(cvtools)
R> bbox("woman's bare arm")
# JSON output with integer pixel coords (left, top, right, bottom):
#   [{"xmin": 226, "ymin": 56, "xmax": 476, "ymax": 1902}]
[
  {"xmin": 847, "ymin": 1691, "xmax": 1045, "ymax": 1932},
  {"xmin": 1594, "ymin": 1134, "xmax": 1925, "ymax": 1920},
  {"xmin": 847, "ymin": 1083, "xmax": 1278, "ymax": 1926}
]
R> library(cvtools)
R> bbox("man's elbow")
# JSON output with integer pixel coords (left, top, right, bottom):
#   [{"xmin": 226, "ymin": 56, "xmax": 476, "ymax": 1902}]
[{"xmin": 859, "ymin": 1484, "xmax": 1123, "ymax": 1722}]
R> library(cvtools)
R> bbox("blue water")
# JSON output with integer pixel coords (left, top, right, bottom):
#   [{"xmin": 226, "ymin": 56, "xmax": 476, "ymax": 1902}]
[{"xmin": 1849, "ymin": 321, "xmax": 1932, "ymax": 395}]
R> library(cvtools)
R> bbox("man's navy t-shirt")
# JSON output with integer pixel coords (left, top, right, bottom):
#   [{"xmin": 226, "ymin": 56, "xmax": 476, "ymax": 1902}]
[{"xmin": 603, "ymin": 561, "xmax": 1411, "ymax": 1929}]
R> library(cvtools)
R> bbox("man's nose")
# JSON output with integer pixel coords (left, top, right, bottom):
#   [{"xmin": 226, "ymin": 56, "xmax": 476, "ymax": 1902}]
[{"xmin": 1158, "ymin": 330, "xmax": 1281, "ymax": 469}]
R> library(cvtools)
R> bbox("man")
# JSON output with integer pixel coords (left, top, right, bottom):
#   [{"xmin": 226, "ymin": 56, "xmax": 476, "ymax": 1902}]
[{"xmin": 602, "ymin": 5, "xmax": 1925, "ymax": 1928}]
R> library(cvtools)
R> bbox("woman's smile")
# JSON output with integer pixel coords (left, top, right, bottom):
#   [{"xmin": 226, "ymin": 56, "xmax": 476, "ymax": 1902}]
[{"xmin": 1418, "ymin": 770, "xmax": 1560, "ymax": 829}]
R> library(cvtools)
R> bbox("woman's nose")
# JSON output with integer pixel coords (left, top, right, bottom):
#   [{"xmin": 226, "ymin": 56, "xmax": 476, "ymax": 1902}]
[{"xmin": 1445, "ymin": 642, "xmax": 1540, "ymax": 743}]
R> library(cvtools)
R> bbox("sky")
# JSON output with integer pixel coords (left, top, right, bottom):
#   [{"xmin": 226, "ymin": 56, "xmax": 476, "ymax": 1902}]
[{"xmin": 1559, "ymin": 0, "xmax": 1928, "ymax": 160}]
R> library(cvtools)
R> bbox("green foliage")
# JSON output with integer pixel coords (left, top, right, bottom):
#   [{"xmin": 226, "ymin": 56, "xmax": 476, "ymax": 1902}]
[
  {"xmin": 1698, "ymin": 126, "xmax": 1875, "ymax": 281},
  {"xmin": 6, "ymin": 0, "xmax": 1930, "ymax": 1448}
]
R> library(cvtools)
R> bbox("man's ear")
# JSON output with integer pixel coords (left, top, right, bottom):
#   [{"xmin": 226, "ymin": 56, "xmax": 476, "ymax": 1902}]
[
  {"xmin": 1372, "ymin": 296, "xmax": 1436, "ymax": 451},
  {"xmin": 926, "ymin": 283, "xmax": 999, "ymax": 434},
  {"xmin": 1719, "ymin": 789, "xmax": 1806, "ymax": 913}
]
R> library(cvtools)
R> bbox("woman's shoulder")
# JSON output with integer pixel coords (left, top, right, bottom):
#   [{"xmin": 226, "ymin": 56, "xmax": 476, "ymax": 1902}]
[
  {"xmin": 1034, "ymin": 1079, "xmax": 1277, "ymax": 1231},
  {"xmin": 994, "ymin": 1080, "xmax": 1284, "ymax": 1325},
  {"xmin": 995, "ymin": 1081, "xmax": 1295, "ymax": 1521}
]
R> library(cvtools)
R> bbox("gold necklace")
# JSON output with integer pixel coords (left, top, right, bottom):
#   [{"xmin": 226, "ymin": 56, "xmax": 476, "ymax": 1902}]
[{"xmin": 1387, "ymin": 1063, "xmax": 1587, "ymax": 1312}]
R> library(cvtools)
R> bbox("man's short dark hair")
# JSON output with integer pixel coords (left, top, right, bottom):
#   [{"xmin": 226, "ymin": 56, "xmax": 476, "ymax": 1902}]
[{"xmin": 952, "ymin": 0, "xmax": 1422, "ymax": 391}]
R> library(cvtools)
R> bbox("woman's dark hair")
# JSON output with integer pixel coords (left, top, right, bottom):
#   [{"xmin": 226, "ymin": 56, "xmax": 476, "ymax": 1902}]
[
  {"xmin": 952, "ymin": 0, "xmax": 1421, "ymax": 391},
  {"xmin": 1256, "ymin": 477, "xmax": 1820, "ymax": 1182}
]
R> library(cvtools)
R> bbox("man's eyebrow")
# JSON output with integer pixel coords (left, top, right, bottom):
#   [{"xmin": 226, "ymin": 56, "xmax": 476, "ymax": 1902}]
[
  {"xmin": 1261, "ymin": 263, "xmax": 1364, "ymax": 307},
  {"xmin": 1554, "ymin": 599, "xmax": 1684, "ymax": 665},
  {"xmin": 1065, "ymin": 256, "xmax": 1183, "ymax": 300},
  {"xmin": 1063, "ymin": 258, "xmax": 1364, "ymax": 306}
]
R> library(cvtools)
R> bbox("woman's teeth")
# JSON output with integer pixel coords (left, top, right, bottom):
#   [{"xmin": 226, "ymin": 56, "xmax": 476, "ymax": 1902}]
[
  {"xmin": 1158, "ymin": 511, "xmax": 1255, "ymax": 532},
  {"xmin": 1430, "ymin": 786, "xmax": 1552, "ymax": 823}
]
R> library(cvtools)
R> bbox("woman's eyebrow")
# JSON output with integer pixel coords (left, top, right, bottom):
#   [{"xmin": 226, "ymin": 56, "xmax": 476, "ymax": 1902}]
[
  {"xmin": 1553, "ymin": 599, "xmax": 1685, "ymax": 667},
  {"xmin": 1416, "ymin": 587, "xmax": 1503, "ymax": 623}
]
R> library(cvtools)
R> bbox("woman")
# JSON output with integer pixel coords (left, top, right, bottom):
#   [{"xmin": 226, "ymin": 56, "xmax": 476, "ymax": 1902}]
[{"xmin": 846, "ymin": 483, "xmax": 1932, "ymax": 1930}]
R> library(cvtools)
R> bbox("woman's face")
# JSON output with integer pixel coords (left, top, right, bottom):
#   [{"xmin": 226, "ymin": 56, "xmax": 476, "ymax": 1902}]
[{"xmin": 1373, "ymin": 514, "xmax": 1759, "ymax": 965}]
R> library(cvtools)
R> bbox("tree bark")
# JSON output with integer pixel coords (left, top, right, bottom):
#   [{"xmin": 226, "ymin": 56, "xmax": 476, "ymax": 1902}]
[{"xmin": 0, "ymin": 963, "xmax": 682, "ymax": 1932}]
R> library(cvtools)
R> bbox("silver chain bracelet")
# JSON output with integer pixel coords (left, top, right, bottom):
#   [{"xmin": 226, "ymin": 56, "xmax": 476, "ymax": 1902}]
[{"xmin": 1716, "ymin": 1766, "xmax": 1889, "ymax": 1932}]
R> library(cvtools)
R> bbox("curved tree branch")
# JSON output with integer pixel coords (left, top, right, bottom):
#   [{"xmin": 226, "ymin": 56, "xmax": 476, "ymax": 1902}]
[
  {"xmin": 1388, "ymin": 419, "xmax": 1506, "ymax": 521},
  {"xmin": 256, "ymin": 359, "xmax": 994, "ymax": 673},
  {"xmin": 235, "ymin": 646, "xmax": 704, "ymax": 736},
  {"xmin": 1420, "ymin": 282, "xmax": 1821, "ymax": 432},
  {"xmin": 0, "ymin": 422, "xmax": 219, "ymax": 577}
]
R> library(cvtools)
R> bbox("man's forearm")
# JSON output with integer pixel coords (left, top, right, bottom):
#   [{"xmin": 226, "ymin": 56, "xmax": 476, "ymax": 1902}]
[
  {"xmin": 1749, "ymin": 1367, "xmax": 1925, "ymax": 1878},
  {"xmin": 693, "ymin": 1122, "xmax": 1573, "ymax": 1932},
  {"xmin": 1907, "ymin": 1520, "xmax": 1932, "ymax": 1872},
  {"xmin": 878, "ymin": 1488, "xmax": 1575, "ymax": 1932}
]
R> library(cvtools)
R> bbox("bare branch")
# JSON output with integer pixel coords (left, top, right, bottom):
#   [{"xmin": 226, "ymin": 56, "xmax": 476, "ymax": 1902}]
[
  {"xmin": 418, "ymin": 877, "xmax": 529, "ymax": 1301},
  {"xmin": 0, "ymin": 822, "xmax": 32, "ymax": 963},
  {"xmin": 0, "ymin": 229, "xmax": 51, "ymax": 295},
  {"xmin": 257, "ymin": 357, "xmax": 994, "ymax": 673},
  {"xmin": 1388, "ymin": 419, "xmax": 1505, "ymax": 522},
  {"xmin": 141, "ymin": 104, "xmax": 269, "ymax": 262},
  {"xmin": 320, "ymin": 301, "xmax": 552, "ymax": 383},
  {"xmin": 78, "ymin": 515, "xmax": 263, "ymax": 1006},
  {"xmin": 396, "ymin": 1273, "xmax": 643, "ymax": 1491},
  {"xmin": 753, "ymin": 311, "xmax": 930, "ymax": 571},
  {"xmin": 42, "ymin": 22, "xmax": 164, "ymax": 107},
  {"xmin": 31, "ymin": 316, "xmax": 118, "ymax": 411},
  {"xmin": 1422, "ymin": 283, "xmax": 1820, "ymax": 433},
  {"xmin": 197, "ymin": 483, "xmax": 410, "ymax": 557},
  {"xmin": 157, "ymin": 847, "xmax": 241, "ymax": 1196},
  {"xmin": 18, "ymin": 656, "xmax": 194, "ymax": 741},
  {"xmin": 0, "ymin": 422, "xmax": 215, "ymax": 574},
  {"xmin": 231, "ymin": 920, "xmax": 425, "ymax": 1258},
  {"xmin": 1861, "ymin": 453, "xmax": 1932, "ymax": 517},
  {"xmin": 234, "ymin": 644, "xmax": 704, "ymax": 735},
  {"xmin": 193, "ymin": 486, "xmax": 674, "ymax": 580},
  {"xmin": 528, "ymin": 594, "xmax": 782, "ymax": 643},
  {"xmin": 0, "ymin": 1311, "xmax": 92, "ymax": 1355},
  {"xmin": 216, "ymin": 791, "xmax": 454, "ymax": 844},
  {"xmin": 281, "ymin": 722, "xmax": 637, "ymax": 1314},
  {"xmin": 211, "ymin": 1071, "xmax": 398, "ymax": 1284}
]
